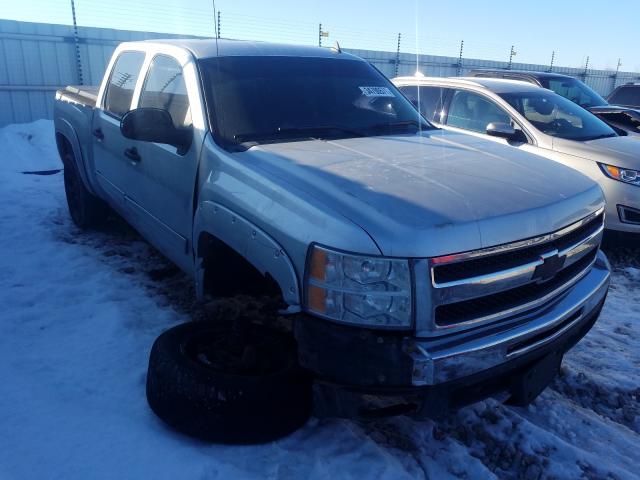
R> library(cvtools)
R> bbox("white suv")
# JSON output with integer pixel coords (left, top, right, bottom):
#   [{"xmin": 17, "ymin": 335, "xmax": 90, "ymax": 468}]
[{"xmin": 393, "ymin": 76, "xmax": 640, "ymax": 234}]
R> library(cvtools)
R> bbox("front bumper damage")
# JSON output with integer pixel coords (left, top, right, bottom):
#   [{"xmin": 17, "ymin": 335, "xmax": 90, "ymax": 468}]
[{"xmin": 295, "ymin": 251, "xmax": 610, "ymax": 419}]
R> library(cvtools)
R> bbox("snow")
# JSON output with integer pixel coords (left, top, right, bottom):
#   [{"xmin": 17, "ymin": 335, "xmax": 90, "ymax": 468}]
[{"xmin": 0, "ymin": 120, "xmax": 638, "ymax": 480}]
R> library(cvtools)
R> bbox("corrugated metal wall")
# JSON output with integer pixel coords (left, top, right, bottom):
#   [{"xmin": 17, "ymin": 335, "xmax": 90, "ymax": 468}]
[
  {"xmin": 350, "ymin": 48, "xmax": 640, "ymax": 96},
  {"xmin": 1, "ymin": 19, "xmax": 639, "ymax": 126},
  {"xmin": 0, "ymin": 20, "xmax": 196, "ymax": 126}
]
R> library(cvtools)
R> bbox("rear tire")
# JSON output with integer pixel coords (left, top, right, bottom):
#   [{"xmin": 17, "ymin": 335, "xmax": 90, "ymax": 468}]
[
  {"xmin": 62, "ymin": 150, "xmax": 108, "ymax": 229},
  {"xmin": 146, "ymin": 320, "xmax": 313, "ymax": 444}
]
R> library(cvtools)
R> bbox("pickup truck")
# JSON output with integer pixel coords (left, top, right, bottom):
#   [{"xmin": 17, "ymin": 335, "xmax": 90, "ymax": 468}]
[{"xmin": 54, "ymin": 39, "xmax": 611, "ymax": 443}]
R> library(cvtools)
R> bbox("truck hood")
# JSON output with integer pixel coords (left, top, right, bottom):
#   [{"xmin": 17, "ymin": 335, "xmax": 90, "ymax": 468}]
[
  {"xmin": 239, "ymin": 130, "xmax": 603, "ymax": 257},
  {"xmin": 552, "ymin": 135, "xmax": 640, "ymax": 170}
]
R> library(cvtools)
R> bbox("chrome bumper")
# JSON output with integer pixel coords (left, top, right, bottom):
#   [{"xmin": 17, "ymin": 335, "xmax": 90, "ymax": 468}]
[{"xmin": 404, "ymin": 250, "xmax": 610, "ymax": 386}]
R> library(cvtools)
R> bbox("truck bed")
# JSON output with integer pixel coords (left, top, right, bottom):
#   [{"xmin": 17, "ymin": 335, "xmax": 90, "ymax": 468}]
[{"xmin": 55, "ymin": 85, "xmax": 99, "ymax": 108}]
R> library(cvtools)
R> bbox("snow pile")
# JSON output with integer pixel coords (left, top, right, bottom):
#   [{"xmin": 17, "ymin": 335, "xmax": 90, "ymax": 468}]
[
  {"xmin": 0, "ymin": 121, "xmax": 638, "ymax": 480},
  {"xmin": 0, "ymin": 119, "xmax": 61, "ymax": 172}
]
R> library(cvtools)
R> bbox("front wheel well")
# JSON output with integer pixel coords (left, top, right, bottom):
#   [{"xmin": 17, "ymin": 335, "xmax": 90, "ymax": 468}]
[
  {"xmin": 55, "ymin": 132, "xmax": 71, "ymax": 160},
  {"xmin": 197, "ymin": 232, "xmax": 284, "ymax": 301}
]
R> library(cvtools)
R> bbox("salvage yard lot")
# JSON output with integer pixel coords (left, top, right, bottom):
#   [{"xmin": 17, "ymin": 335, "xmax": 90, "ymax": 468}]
[{"xmin": 0, "ymin": 120, "xmax": 638, "ymax": 480}]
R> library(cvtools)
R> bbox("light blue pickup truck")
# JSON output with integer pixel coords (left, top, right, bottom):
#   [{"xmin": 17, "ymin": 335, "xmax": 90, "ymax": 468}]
[{"xmin": 54, "ymin": 39, "xmax": 611, "ymax": 443}]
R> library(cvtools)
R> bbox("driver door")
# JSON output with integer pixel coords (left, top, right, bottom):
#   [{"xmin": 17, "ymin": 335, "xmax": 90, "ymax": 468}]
[{"xmin": 122, "ymin": 54, "xmax": 198, "ymax": 272}]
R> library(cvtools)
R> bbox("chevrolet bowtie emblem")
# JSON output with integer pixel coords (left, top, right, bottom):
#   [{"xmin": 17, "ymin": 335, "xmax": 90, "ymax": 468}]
[{"xmin": 533, "ymin": 250, "xmax": 564, "ymax": 283}]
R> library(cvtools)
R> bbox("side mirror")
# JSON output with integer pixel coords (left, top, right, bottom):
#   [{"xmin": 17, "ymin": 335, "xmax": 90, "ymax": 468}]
[
  {"xmin": 121, "ymin": 108, "xmax": 192, "ymax": 153},
  {"xmin": 486, "ymin": 122, "xmax": 518, "ymax": 140}
]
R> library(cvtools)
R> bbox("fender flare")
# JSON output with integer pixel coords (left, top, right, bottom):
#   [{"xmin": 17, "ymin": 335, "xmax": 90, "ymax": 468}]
[
  {"xmin": 193, "ymin": 201, "xmax": 301, "ymax": 309},
  {"xmin": 55, "ymin": 118, "xmax": 97, "ymax": 195}
]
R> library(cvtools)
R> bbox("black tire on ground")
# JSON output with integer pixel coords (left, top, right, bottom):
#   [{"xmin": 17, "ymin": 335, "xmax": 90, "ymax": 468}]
[
  {"xmin": 62, "ymin": 150, "xmax": 108, "ymax": 228},
  {"xmin": 146, "ymin": 320, "xmax": 313, "ymax": 444}
]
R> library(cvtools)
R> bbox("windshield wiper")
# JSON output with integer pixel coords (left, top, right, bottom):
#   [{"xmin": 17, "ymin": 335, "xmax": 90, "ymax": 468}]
[
  {"xmin": 233, "ymin": 125, "xmax": 366, "ymax": 144},
  {"xmin": 368, "ymin": 119, "xmax": 432, "ymax": 133},
  {"xmin": 583, "ymin": 133, "xmax": 618, "ymax": 141}
]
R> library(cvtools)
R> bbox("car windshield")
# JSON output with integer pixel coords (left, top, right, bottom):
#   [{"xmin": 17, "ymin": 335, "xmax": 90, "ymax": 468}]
[
  {"xmin": 499, "ymin": 90, "xmax": 617, "ymax": 141},
  {"xmin": 199, "ymin": 56, "xmax": 432, "ymax": 150},
  {"xmin": 543, "ymin": 77, "xmax": 608, "ymax": 108}
]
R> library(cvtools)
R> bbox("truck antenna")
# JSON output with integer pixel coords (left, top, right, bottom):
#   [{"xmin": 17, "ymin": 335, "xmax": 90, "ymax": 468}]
[{"xmin": 212, "ymin": 0, "xmax": 219, "ymax": 56}]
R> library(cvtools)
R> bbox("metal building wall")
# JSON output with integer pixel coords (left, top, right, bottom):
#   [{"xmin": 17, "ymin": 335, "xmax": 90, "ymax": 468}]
[
  {"xmin": 1, "ymin": 19, "xmax": 639, "ymax": 126},
  {"xmin": 0, "ymin": 19, "xmax": 196, "ymax": 126},
  {"xmin": 349, "ymin": 48, "xmax": 640, "ymax": 97}
]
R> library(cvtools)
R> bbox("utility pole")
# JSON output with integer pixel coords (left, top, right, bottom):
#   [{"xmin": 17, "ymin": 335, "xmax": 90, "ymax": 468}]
[
  {"xmin": 318, "ymin": 24, "xmax": 329, "ymax": 47},
  {"xmin": 70, "ymin": 0, "xmax": 83, "ymax": 85},
  {"xmin": 457, "ymin": 40, "xmax": 464, "ymax": 76},
  {"xmin": 507, "ymin": 45, "xmax": 516, "ymax": 70},
  {"xmin": 582, "ymin": 56, "xmax": 590, "ymax": 81},
  {"xmin": 613, "ymin": 58, "xmax": 622, "ymax": 89},
  {"xmin": 394, "ymin": 33, "xmax": 401, "ymax": 77},
  {"xmin": 548, "ymin": 51, "xmax": 555, "ymax": 72}
]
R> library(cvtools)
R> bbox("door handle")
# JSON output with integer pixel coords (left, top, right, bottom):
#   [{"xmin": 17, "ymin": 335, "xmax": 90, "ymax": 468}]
[
  {"xmin": 92, "ymin": 128, "xmax": 104, "ymax": 141},
  {"xmin": 124, "ymin": 147, "xmax": 141, "ymax": 163}
]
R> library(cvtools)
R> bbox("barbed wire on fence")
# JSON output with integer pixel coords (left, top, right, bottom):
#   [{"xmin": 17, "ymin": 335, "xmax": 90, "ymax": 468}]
[{"xmin": 6, "ymin": 0, "xmax": 640, "ymax": 94}]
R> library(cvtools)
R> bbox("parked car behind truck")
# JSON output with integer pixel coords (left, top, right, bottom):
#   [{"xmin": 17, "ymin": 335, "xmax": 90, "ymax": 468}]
[
  {"xmin": 394, "ymin": 75, "xmax": 640, "ymax": 234},
  {"xmin": 608, "ymin": 83, "xmax": 640, "ymax": 109},
  {"xmin": 54, "ymin": 39, "xmax": 610, "ymax": 443},
  {"xmin": 468, "ymin": 69, "xmax": 640, "ymax": 137}
]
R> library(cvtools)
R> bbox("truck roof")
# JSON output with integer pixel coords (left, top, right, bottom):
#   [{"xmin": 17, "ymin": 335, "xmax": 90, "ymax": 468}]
[{"xmin": 130, "ymin": 38, "xmax": 359, "ymax": 61}]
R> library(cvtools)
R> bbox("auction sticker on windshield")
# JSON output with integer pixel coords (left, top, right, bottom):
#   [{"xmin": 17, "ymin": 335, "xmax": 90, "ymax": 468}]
[{"xmin": 359, "ymin": 86, "xmax": 395, "ymax": 97}]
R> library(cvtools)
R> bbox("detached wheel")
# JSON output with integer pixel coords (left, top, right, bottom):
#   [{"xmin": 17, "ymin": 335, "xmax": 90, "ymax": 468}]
[
  {"xmin": 62, "ymin": 150, "xmax": 108, "ymax": 228},
  {"xmin": 146, "ymin": 320, "xmax": 313, "ymax": 444}
]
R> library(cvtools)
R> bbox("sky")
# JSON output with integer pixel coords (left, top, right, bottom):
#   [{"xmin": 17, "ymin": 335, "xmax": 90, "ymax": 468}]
[{"xmin": 1, "ymin": 0, "xmax": 638, "ymax": 72}]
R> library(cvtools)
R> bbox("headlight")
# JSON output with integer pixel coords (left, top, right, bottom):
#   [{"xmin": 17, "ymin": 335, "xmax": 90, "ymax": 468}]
[
  {"xmin": 304, "ymin": 245, "xmax": 413, "ymax": 328},
  {"xmin": 599, "ymin": 163, "xmax": 640, "ymax": 186}
]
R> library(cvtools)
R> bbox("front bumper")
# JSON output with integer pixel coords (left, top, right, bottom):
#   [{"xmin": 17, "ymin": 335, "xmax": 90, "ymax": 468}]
[
  {"xmin": 295, "ymin": 250, "xmax": 610, "ymax": 417},
  {"xmin": 601, "ymin": 177, "xmax": 640, "ymax": 233}
]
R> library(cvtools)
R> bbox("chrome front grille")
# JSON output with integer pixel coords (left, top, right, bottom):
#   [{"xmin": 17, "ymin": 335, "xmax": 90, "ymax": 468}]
[{"xmin": 429, "ymin": 208, "xmax": 605, "ymax": 330}]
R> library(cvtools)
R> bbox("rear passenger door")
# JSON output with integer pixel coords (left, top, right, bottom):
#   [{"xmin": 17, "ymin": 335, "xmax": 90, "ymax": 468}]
[
  {"xmin": 123, "ymin": 54, "xmax": 198, "ymax": 271},
  {"xmin": 92, "ymin": 51, "xmax": 146, "ymax": 209}
]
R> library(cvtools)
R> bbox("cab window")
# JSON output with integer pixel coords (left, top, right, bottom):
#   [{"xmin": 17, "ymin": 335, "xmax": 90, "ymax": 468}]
[
  {"xmin": 446, "ymin": 90, "xmax": 511, "ymax": 133},
  {"xmin": 103, "ymin": 51, "xmax": 145, "ymax": 118},
  {"xmin": 139, "ymin": 55, "xmax": 192, "ymax": 128}
]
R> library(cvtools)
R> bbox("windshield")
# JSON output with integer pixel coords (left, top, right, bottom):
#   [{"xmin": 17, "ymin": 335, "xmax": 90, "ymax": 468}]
[
  {"xmin": 543, "ymin": 77, "xmax": 608, "ymax": 108},
  {"xmin": 199, "ymin": 56, "xmax": 431, "ymax": 150},
  {"xmin": 499, "ymin": 90, "xmax": 617, "ymax": 141}
]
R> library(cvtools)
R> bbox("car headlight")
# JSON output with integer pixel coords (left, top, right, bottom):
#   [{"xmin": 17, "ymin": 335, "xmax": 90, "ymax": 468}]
[
  {"xmin": 304, "ymin": 245, "xmax": 413, "ymax": 328},
  {"xmin": 599, "ymin": 163, "xmax": 640, "ymax": 186}
]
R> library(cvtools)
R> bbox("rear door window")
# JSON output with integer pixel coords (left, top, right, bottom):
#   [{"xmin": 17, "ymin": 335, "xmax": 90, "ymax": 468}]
[
  {"xmin": 399, "ymin": 85, "xmax": 447, "ymax": 122},
  {"xmin": 446, "ymin": 90, "xmax": 511, "ymax": 133},
  {"xmin": 139, "ymin": 55, "xmax": 192, "ymax": 128},
  {"xmin": 103, "ymin": 51, "xmax": 145, "ymax": 118}
]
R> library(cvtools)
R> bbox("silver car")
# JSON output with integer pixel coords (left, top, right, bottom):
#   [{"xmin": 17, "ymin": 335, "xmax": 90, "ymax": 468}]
[{"xmin": 393, "ymin": 76, "xmax": 640, "ymax": 233}]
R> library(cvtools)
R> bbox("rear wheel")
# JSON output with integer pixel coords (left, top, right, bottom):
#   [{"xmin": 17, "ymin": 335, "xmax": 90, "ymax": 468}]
[
  {"xmin": 62, "ymin": 150, "xmax": 108, "ymax": 228},
  {"xmin": 146, "ymin": 319, "xmax": 313, "ymax": 444}
]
